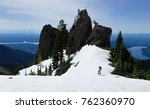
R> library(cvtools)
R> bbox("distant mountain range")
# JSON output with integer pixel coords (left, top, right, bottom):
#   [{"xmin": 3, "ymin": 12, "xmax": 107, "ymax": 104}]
[{"xmin": 0, "ymin": 44, "xmax": 34, "ymax": 74}]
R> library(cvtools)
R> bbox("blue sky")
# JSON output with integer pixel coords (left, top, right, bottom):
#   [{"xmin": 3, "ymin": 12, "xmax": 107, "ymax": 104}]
[{"xmin": 0, "ymin": 0, "xmax": 150, "ymax": 33}]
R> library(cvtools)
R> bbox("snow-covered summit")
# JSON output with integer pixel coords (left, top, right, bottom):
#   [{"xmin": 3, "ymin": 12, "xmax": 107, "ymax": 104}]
[{"xmin": 1, "ymin": 45, "xmax": 150, "ymax": 92}]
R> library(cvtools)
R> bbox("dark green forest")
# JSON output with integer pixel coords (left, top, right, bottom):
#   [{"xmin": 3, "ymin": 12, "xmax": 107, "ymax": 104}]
[{"xmin": 110, "ymin": 31, "xmax": 150, "ymax": 80}]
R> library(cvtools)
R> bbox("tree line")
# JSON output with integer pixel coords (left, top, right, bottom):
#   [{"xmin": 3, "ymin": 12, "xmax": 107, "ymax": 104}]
[{"xmin": 110, "ymin": 31, "xmax": 150, "ymax": 80}]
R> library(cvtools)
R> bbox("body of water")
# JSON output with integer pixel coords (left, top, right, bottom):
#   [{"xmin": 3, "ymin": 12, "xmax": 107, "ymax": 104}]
[
  {"xmin": 0, "ymin": 33, "xmax": 150, "ymax": 60},
  {"xmin": 0, "ymin": 33, "xmax": 39, "ymax": 54}
]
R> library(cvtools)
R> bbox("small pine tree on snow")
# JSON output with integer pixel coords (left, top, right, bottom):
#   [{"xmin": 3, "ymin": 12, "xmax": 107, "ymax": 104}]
[
  {"xmin": 45, "ymin": 66, "xmax": 48, "ymax": 75},
  {"xmin": 48, "ymin": 64, "xmax": 53, "ymax": 76},
  {"xmin": 126, "ymin": 56, "xmax": 134, "ymax": 74},
  {"xmin": 37, "ymin": 67, "xmax": 42, "ymax": 75},
  {"xmin": 29, "ymin": 69, "xmax": 36, "ymax": 75}
]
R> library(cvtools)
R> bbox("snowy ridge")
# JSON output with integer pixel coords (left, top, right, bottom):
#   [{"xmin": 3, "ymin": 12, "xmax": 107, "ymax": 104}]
[
  {"xmin": 19, "ymin": 59, "xmax": 52, "ymax": 76},
  {"xmin": 1, "ymin": 45, "xmax": 150, "ymax": 92}
]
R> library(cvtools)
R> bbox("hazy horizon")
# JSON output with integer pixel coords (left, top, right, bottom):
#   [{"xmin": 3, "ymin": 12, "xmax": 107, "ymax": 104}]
[{"xmin": 0, "ymin": 31, "xmax": 150, "ymax": 34}]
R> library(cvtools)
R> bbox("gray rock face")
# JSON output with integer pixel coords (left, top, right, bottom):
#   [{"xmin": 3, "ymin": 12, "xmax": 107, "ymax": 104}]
[
  {"xmin": 0, "ymin": 66, "xmax": 11, "ymax": 75},
  {"xmin": 36, "ymin": 25, "xmax": 59, "ymax": 61},
  {"xmin": 36, "ymin": 9, "xmax": 112, "ymax": 61},
  {"xmin": 67, "ymin": 9, "xmax": 92, "ymax": 55},
  {"xmin": 86, "ymin": 25, "xmax": 112, "ymax": 48}
]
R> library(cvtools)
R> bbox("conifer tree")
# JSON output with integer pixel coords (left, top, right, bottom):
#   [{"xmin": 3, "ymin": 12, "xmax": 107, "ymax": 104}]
[
  {"xmin": 118, "ymin": 41, "xmax": 126, "ymax": 76},
  {"xmin": 45, "ymin": 66, "xmax": 48, "ymax": 75},
  {"xmin": 57, "ymin": 19, "xmax": 68, "ymax": 55},
  {"xmin": 29, "ymin": 69, "xmax": 36, "ymax": 75},
  {"xmin": 52, "ymin": 19, "xmax": 68, "ymax": 69},
  {"xmin": 113, "ymin": 58, "xmax": 121, "ymax": 75},
  {"xmin": 126, "ymin": 55, "xmax": 134, "ymax": 74},
  {"xmin": 93, "ymin": 20, "xmax": 98, "ymax": 26},
  {"xmin": 37, "ymin": 66, "xmax": 42, "ymax": 75},
  {"xmin": 57, "ymin": 20, "xmax": 65, "ymax": 64},
  {"xmin": 48, "ymin": 64, "xmax": 53, "ymax": 76},
  {"xmin": 115, "ymin": 31, "xmax": 123, "ymax": 61},
  {"xmin": 113, "ymin": 41, "xmax": 126, "ymax": 75},
  {"xmin": 112, "ymin": 31, "xmax": 135, "ymax": 76},
  {"xmin": 52, "ymin": 36, "xmax": 60, "ymax": 69}
]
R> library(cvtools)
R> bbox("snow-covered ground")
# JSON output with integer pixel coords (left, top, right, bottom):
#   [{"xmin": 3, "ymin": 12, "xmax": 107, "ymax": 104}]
[
  {"xmin": 129, "ymin": 46, "xmax": 150, "ymax": 60},
  {"xmin": 1, "ymin": 45, "xmax": 150, "ymax": 92}
]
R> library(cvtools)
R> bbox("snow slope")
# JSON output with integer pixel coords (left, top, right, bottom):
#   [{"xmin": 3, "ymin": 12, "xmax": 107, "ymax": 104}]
[{"xmin": 1, "ymin": 45, "xmax": 150, "ymax": 92}]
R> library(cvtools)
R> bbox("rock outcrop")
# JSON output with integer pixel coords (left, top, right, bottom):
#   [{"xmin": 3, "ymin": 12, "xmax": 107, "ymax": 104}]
[
  {"xmin": 86, "ymin": 25, "xmax": 112, "ymax": 48},
  {"xmin": 35, "ymin": 25, "xmax": 59, "ymax": 63},
  {"xmin": 34, "ymin": 9, "xmax": 113, "ymax": 76},
  {"xmin": 36, "ymin": 9, "xmax": 112, "ymax": 61},
  {"xmin": 66, "ymin": 9, "xmax": 92, "ymax": 55},
  {"xmin": 0, "ymin": 66, "xmax": 11, "ymax": 75}
]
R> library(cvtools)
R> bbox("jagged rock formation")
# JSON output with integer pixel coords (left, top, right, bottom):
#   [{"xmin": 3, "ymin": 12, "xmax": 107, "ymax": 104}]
[
  {"xmin": 86, "ymin": 25, "xmax": 112, "ymax": 48},
  {"xmin": 35, "ymin": 9, "xmax": 112, "ymax": 64},
  {"xmin": 35, "ymin": 25, "xmax": 59, "ymax": 63},
  {"xmin": 0, "ymin": 66, "xmax": 11, "ymax": 75},
  {"xmin": 66, "ymin": 9, "xmax": 92, "ymax": 55}
]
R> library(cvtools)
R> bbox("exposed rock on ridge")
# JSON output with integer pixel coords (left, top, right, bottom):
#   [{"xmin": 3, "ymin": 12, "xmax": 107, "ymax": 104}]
[
  {"xmin": 66, "ymin": 9, "xmax": 92, "ymax": 55},
  {"xmin": 86, "ymin": 25, "xmax": 112, "ymax": 48},
  {"xmin": 35, "ymin": 9, "xmax": 112, "ymax": 63},
  {"xmin": 35, "ymin": 25, "xmax": 59, "ymax": 63}
]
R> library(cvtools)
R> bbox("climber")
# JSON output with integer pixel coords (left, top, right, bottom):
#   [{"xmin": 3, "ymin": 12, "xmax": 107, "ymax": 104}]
[{"xmin": 98, "ymin": 66, "xmax": 102, "ymax": 75}]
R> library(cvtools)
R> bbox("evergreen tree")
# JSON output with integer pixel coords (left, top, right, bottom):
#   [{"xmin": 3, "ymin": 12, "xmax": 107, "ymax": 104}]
[
  {"xmin": 52, "ymin": 36, "xmax": 60, "ymax": 70},
  {"xmin": 57, "ymin": 20, "xmax": 66, "ymax": 31},
  {"xmin": 57, "ymin": 19, "xmax": 68, "ymax": 49},
  {"xmin": 118, "ymin": 41, "xmax": 126, "ymax": 76},
  {"xmin": 93, "ymin": 20, "xmax": 98, "ymax": 26},
  {"xmin": 45, "ymin": 66, "xmax": 48, "ymax": 75},
  {"xmin": 115, "ymin": 31, "xmax": 123, "ymax": 62},
  {"xmin": 29, "ymin": 69, "xmax": 36, "ymax": 75},
  {"xmin": 52, "ymin": 19, "xmax": 68, "ymax": 69},
  {"xmin": 57, "ymin": 19, "xmax": 68, "ymax": 63},
  {"xmin": 113, "ymin": 59, "xmax": 121, "ymax": 75},
  {"xmin": 109, "ymin": 48, "xmax": 115, "ymax": 62},
  {"xmin": 37, "ymin": 66, "xmax": 42, "ymax": 75},
  {"xmin": 111, "ymin": 31, "xmax": 135, "ymax": 77},
  {"xmin": 113, "ymin": 41, "xmax": 126, "ymax": 76},
  {"xmin": 134, "ymin": 61, "xmax": 140, "ymax": 73},
  {"xmin": 122, "ymin": 47, "xmax": 130, "ymax": 62},
  {"xmin": 48, "ymin": 64, "xmax": 53, "ymax": 76}
]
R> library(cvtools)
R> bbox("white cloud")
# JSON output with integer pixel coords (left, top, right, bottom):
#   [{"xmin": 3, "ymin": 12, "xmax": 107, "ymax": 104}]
[
  {"xmin": 0, "ymin": 0, "xmax": 89, "ymax": 31},
  {"xmin": 5, "ymin": 1, "xmax": 84, "ymax": 17},
  {"xmin": 0, "ymin": 0, "xmax": 149, "ymax": 33},
  {"xmin": 0, "ymin": 0, "xmax": 119, "ymax": 32}
]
